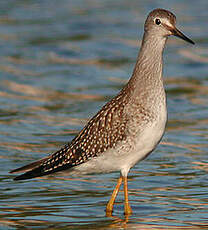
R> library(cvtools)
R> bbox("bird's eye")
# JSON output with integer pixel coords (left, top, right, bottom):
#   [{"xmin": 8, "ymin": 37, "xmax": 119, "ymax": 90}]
[{"xmin": 155, "ymin": 18, "xmax": 161, "ymax": 25}]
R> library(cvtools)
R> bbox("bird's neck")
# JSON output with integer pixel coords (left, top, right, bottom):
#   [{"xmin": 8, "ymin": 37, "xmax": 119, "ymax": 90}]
[{"xmin": 126, "ymin": 33, "xmax": 167, "ymax": 106}]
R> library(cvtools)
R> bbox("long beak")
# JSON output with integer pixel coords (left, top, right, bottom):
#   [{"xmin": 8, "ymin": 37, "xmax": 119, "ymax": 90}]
[{"xmin": 172, "ymin": 27, "xmax": 195, "ymax": 45}]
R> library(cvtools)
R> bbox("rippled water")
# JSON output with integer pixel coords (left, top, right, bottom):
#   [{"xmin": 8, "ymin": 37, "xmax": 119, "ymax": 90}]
[{"xmin": 1, "ymin": 0, "xmax": 208, "ymax": 229}]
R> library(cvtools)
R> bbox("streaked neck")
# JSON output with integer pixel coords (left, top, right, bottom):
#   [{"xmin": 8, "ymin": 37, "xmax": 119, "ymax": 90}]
[{"xmin": 127, "ymin": 32, "xmax": 167, "ymax": 99}]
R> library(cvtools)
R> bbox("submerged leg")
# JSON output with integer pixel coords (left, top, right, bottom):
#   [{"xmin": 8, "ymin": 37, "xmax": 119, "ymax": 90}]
[
  {"xmin": 123, "ymin": 176, "xmax": 132, "ymax": 215},
  {"xmin": 106, "ymin": 176, "xmax": 123, "ymax": 215}
]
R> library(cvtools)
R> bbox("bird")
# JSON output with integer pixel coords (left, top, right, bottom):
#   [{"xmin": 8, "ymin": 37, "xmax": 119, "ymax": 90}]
[{"xmin": 10, "ymin": 8, "xmax": 194, "ymax": 216}]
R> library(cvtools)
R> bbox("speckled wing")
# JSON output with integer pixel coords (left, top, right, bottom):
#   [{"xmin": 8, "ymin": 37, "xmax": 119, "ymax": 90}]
[{"xmin": 10, "ymin": 92, "xmax": 129, "ymax": 180}]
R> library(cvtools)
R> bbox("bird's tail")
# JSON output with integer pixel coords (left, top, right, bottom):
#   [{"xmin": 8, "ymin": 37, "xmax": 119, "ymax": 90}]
[
  {"xmin": 10, "ymin": 145, "xmax": 73, "ymax": 180},
  {"xmin": 10, "ymin": 156, "xmax": 50, "ymax": 180}
]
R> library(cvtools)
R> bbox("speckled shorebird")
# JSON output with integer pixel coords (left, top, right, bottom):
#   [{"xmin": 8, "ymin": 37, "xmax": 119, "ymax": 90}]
[{"xmin": 10, "ymin": 9, "xmax": 194, "ymax": 215}]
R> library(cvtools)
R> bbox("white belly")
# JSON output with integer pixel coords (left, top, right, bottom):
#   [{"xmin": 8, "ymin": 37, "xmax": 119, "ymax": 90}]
[{"xmin": 72, "ymin": 105, "xmax": 167, "ymax": 177}]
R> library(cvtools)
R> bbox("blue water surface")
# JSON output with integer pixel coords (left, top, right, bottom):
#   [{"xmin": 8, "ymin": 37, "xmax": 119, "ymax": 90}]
[{"xmin": 1, "ymin": 0, "xmax": 208, "ymax": 229}]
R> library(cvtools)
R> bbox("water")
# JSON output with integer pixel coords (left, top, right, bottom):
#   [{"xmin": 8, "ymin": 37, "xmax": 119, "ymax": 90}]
[{"xmin": 1, "ymin": 0, "xmax": 208, "ymax": 229}]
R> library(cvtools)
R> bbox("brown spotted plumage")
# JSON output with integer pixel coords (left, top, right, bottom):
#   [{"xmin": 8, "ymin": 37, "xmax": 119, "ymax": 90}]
[
  {"xmin": 10, "ymin": 9, "xmax": 194, "ymax": 215},
  {"xmin": 10, "ymin": 88, "xmax": 130, "ymax": 180}
]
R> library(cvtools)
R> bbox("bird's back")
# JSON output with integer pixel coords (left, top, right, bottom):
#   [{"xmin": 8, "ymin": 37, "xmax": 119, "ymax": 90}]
[{"xmin": 10, "ymin": 87, "xmax": 131, "ymax": 180}]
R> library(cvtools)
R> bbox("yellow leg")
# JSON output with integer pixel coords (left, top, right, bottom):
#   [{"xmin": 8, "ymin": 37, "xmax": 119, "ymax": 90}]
[
  {"xmin": 123, "ymin": 176, "xmax": 132, "ymax": 215},
  {"xmin": 106, "ymin": 176, "xmax": 122, "ymax": 216}
]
